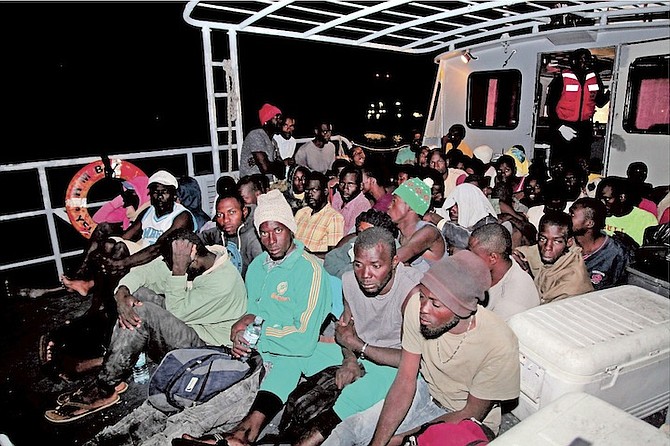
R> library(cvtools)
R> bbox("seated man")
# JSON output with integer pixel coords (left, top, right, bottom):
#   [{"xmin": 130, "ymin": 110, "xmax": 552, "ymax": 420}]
[
  {"xmin": 570, "ymin": 197, "xmax": 630, "ymax": 290},
  {"xmin": 597, "ymin": 176, "xmax": 658, "ymax": 246},
  {"xmin": 199, "ymin": 191, "xmax": 262, "ymax": 278},
  {"xmin": 324, "ymin": 209, "xmax": 398, "ymax": 280},
  {"xmin": 325, "ymin": 250, "xmax": 519, "ymax": 445},
  {"xmin": 362, "ymin": 165, "xmax": 393, "ymax": 212},
  {"xmin": 468, "ymin": 223, "xmax": 540, "ymax": 321},
  {"xmin": 388, "ymin": 177, "xmax": 447, "ymax": 272},
  {"xmin": 61, "ymin": 170, "xmax": 196, "ymax": 296},
  {"xmin": 514, "ymin": 212, "xmax": 593, "ymax": 304},
  {"xmin": 43, "ymin": 170, "xmax": 197, "ymax": 377},
  {"xmin": 331, "ymin": 165, "xmax": 372, "ymax": 234},
  {"xmin": 295, "ymin": 171, "xmax": 345, "ymax": 258},
  {"xmin": 295, "ymin": 227, "xmax": 423, "ymax": 445},
  {"xmin": 237, "ymin": 174, "xmax": 267, "ymax": 207},
  {"xmin": 44, "ymin": 228, "xmax": 247, "ymax": 423},
  {"xmin": 179, "ymin": 189, "xmax": 333, "ymax": 446}
]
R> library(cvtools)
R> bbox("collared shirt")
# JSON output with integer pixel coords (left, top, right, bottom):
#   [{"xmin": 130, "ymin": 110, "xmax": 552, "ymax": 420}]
[
  {"xmin": 331, "ymin": 190, "xmax": 372, "ymax": 234},
  {"xmin": 295, "ymin": 203, "xmax": 345, "ymax": 253}
]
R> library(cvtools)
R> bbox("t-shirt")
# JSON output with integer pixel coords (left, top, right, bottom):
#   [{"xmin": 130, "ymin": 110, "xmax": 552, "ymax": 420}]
[
  {"xmin": 240, "ymin": 128, "xmax": 278, "ymax": 179},
  {"xmin": 402, "ymin": 294, "xmax": 520, "ymax": 433},
  {"xmin": 486, "ymin": 260, "xmax": 540, "ymax": 321},
  {"xmin": 294, "ymin": 140, "xmax": 336, "ymax": 174},
  {"xmin": 343, "ymin": 263, "xmax": 422, "ymax": 349},
  {"xmin": 331, "ymin": 190, "xmax": 372, "ymax": 235},
  {"xmin": 605, "ymin": 207, "xmax": 658, "ymax": 246},
  {"xmin": 583, "ymin": 235, "xmax": 630, "ymax": 290}
]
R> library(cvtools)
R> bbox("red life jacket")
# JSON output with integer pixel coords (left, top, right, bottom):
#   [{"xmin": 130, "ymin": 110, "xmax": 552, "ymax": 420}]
[{"xmin": 555, "ymin": 70, "xmax": 600, "ymax": 122}]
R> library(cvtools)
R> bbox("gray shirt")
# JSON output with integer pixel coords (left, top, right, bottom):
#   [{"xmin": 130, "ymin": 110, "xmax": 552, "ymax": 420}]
[
  {"xmin": 342, "ymin": 263, "xmax": 423, "ymax": 348},
  {"xmin": 239, "ymin": 128, "xmax": 278, "ymax": 179},
  {"xmin": 293, "ymin": 140, "xmax": 336, "ymax": 173}
]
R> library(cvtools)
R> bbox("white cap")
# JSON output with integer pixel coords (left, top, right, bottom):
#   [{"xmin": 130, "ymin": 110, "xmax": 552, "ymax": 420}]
[
  {"xmin": 148, "ymin": 170, "xmax": 178, "ymax": 188},
  {"xmin": 473, "ymin": 145, "xmax": 494, "ymax": 164}
]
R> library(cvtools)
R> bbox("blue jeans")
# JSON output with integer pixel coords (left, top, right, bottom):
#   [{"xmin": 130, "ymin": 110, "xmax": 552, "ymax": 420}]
[
  {"xmin": 322, "ymin": 377, "xmax": 449, "ymax": 446},
  {"xmin": 97, "ymin": 287, "xmax": 206, "ymax": 387}
]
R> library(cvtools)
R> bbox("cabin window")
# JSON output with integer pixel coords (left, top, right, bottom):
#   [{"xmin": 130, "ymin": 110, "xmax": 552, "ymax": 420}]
[
  {"xmin": 623, "ymin": 55, "xmax": 670, "ymax": 134},
  {"xmin": 467, "ymin": 70, "xmax": 521, "ymax": 129}
]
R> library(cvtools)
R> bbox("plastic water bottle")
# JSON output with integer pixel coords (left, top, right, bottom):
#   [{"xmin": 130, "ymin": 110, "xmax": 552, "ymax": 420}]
[
  {"xmin": 133, "ymin": 352, "xmax": 150, "ymax": 384},
  {"xmin": 240, "ymin": 316, "xmax": 264, "ymax": 362}
]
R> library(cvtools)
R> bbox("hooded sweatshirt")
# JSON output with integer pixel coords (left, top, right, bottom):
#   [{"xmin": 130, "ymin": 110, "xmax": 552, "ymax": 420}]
[
  {"xmin": 516, "ymin": 244, "xmax": 593, "ymax": 304},
  {"xmin": 177, "ymin": 176, "xmax": 212, "ymax": 231},
  {"xmin": 115, "ymin": 244, "xmax": 247, "ymax": 346},
  {"xmin": 198, "ymin": 204, "xmax": 263, "ymax": 278}
]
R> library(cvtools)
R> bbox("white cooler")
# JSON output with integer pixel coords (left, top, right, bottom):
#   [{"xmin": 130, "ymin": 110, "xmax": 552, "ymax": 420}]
[
  {"xmin": 507, "ymin": 285, "xmax": 670, "ymax": 421},
  {"xmin": 491, "ymin": 392, "xmax": 669, "ymax": 445}
]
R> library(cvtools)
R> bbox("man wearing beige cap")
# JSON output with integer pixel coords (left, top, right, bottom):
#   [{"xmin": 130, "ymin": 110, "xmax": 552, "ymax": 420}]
[
  {"xmin": 324, "ymin": 250, "xmax": 519, "ymax": 446},
  {"xmin": 178, "ymin": 189, "xmax": 333, "ymax": 446}
]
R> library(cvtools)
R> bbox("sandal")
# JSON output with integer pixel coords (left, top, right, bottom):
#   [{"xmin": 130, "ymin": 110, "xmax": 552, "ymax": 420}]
[
  {"xmin": 44, "ymin": 393, "xmax": 120, "ymax": 423},
  {"xmin": 172, "ymin": 433, "xmax": 229, "ymax": 446},
  {"xmin": 57, "ymin": 381, "xmax": 128, "ymax": 405}
]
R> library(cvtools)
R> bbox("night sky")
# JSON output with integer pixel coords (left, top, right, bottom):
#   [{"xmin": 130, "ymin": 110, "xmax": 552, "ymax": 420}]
[{"xmin": 2, "ymin": 2, "xmax": 438, "ymax": 164}]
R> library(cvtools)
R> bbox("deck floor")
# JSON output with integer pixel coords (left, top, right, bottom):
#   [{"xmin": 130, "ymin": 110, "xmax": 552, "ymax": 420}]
[{"xmin": 0, "ymin": 289, "xmax": 666, "ymax": 445}]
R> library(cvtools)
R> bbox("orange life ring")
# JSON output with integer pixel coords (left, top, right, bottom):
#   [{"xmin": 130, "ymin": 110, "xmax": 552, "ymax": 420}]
[{"xmin": 65, "ymin": 159, "xmax": 147, "ymax": 238}]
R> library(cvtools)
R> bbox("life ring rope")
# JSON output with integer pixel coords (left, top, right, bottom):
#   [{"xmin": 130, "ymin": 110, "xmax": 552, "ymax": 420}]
[{"xmin": 65, "ymin": 159, "xmax": 146, "ymax": 238}]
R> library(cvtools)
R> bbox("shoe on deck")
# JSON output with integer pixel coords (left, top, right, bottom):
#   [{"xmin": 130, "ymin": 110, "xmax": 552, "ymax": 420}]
[{"xmin": 44, "ymin": 386, "xmax": 120, "ymax": 424}]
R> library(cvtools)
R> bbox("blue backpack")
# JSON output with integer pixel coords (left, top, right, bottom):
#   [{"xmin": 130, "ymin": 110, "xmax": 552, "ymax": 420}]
[{"xmin": 147, "ymin": 346, "xmax": 263, "ymax": 414}]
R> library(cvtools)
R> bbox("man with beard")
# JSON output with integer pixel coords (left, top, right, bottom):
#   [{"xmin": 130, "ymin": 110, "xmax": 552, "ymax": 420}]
[
  {"xmin": 199, "ymin": 191, "xmax": 262, "ymax": 278},
  {"xmin": 295, "ymin": 171, "xmax": 345, "ymax": 257},
  {"xmin": 45, "ymin": 228, "xmax": 247, "ymax": 423},
  {"xmin": 177, "ymin": 189, "xmax": 333, "ymax": 446},
  {"xmin": 513, "ymin": 211, "xmax": 593, "ymax": 304},
  {"xmin": 294, "ymin": 227, "xmax": 422, "ymax": 445},
  {"xmin": 331, "ymin": 165, "xmax": 372, "ymax": 234},
  {"xmin": 240, "ymin": 103, "xmax": 286, "ymax": 181},
  {"xmin": 323, "ymin": 250, "xmax": 518, "ymax": 445},
  {"xmin": 570, "ymin": 197, "xmax": 630, "ymax": 290}
]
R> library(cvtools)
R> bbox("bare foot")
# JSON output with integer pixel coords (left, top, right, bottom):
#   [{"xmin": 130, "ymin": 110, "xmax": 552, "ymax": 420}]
[{"xmin": 60, "ymin": 276, "xmax": 94, "ymax": 296}]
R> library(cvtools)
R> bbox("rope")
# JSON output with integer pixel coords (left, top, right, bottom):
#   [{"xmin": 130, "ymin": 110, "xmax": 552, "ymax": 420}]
[{"xmin": 222, "ymin": 60, "xmax": 240, "ymax": 172}]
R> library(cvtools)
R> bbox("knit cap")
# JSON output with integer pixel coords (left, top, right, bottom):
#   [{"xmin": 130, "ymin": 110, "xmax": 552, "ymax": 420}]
[
  {"xmin": 254, "ymin": 189, "xmax": 297, "ymax": 234},
  {"xmin": 420, "ymin": 250, "xmax": 491, "ymax": 317},
  {"xmin": 258, "ymin": 103, "xmax": 282, "ymax": 125},
  {"xmin": 393, "ymin": 177, "xmax": 431, "ymax": 216}
]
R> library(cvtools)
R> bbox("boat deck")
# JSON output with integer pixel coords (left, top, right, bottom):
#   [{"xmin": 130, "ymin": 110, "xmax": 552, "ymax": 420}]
[{"xmin": 0, "ymin": 288, "xmax": 667, "ymax": 445}]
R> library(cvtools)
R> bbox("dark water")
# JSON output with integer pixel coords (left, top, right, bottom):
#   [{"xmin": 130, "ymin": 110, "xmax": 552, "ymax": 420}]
[{"xmin": 1, "ymin": 2, "xmax": 436, "ymax": 165}]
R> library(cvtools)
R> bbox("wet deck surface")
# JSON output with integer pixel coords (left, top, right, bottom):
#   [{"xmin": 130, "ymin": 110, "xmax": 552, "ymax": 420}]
[{"xmin": 0, "ymin": 288, "xmax": 666, "ymax": 445}]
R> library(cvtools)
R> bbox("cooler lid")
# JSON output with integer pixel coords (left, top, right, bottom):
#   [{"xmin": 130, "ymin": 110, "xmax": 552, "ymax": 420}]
[{"xmin": 507, "ymin": 285, "xmax": 670, "ymax": 376}]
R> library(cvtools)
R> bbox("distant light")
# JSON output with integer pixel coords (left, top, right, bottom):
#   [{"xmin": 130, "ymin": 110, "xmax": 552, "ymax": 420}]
[
  {"xmin": 396, "ymin": 113, "xmax": 402, "ymax": 118},
  {"xmin": 386, "ymin": 73, "xmax": 390, "ymax": 78},
  {"xmin": 376, "ymin": 113, "xmax": 381, "ymax": 119},
  {"xmin": 412, "ymin": 112, "xmax": 424, "ymax": 118},
  {"xmin": 378, "ymin": 101, "xmax": 384, "ymax": 107},
  {"xmin": 395, "ymin": 101, "xmax": 401, "ymax": 106},
  {"xmin": 375, "ymin": 73, "xmax": 380, "ymax": 78},
  {"xmin": 370, "ymin": 103, "xmax": 375, "ymax": 108}
]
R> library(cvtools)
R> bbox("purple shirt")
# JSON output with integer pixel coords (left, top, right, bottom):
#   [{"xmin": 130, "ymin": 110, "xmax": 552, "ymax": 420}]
[{"xmin": 373, "ymin": 192, "xmax": 393, "ymax": 213}]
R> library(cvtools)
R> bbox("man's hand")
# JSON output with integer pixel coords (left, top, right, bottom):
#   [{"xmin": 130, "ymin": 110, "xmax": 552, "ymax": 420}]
[
  {"xmin": 512, "ymin": 249, "xmax": 530, "ymax": 273},
  {"xmin": 171, "ymin": 239, "xmax": 195, "ymax": 276},
  {"xmin": 335, "ymin": 317, "xmax": 361, "ymax": 352},
  {"xmin": 115, "ymin": 288, "xmax": 143, "ymax": 330},
  {"xmin": 230, "ymin": 328, "xmax": 252, "ymax": 359},
  {"xmin": 336, "ymin": 360, "xmax": 363, "ymax": 389},
  {"xmin": 95, "ymin": 254, "xmax": 128, "ymax": 276},
  {"xmin": 558, "ymin": 125, "xmax": 577, "ymax": 141}
]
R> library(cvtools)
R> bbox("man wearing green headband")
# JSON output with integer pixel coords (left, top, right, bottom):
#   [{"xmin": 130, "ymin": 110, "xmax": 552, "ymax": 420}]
[{"xmin": 387, "ymin": 177, "xmax": 448, "ymax": 273}]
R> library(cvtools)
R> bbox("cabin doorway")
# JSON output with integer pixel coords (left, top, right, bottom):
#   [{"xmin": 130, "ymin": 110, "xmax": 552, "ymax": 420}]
[{"xmin": 533, "ymin": 46, "xmax": 615, "ymax": 165}]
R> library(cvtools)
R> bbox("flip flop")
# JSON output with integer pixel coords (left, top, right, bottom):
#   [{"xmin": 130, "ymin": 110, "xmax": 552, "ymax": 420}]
[
  {"xmin": 57, "ymin": 381, "xmax": 128, "ymax": 405},
  {"xmin": 44, "ymin": 394, "xmax": 120, "ymax": 424},
  {"xmin": 38, "ymin": 334, "xmax": 51, "ymax": 366},
  {"xmin": 171, "ymin": 433, "xmax": 229, "ymax": 446}
]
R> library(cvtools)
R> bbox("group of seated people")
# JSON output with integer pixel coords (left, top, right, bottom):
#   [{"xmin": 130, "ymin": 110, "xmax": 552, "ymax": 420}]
[{"xmin": 41, "ymin": 119, "xmax": 669, "ymax": 446}]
